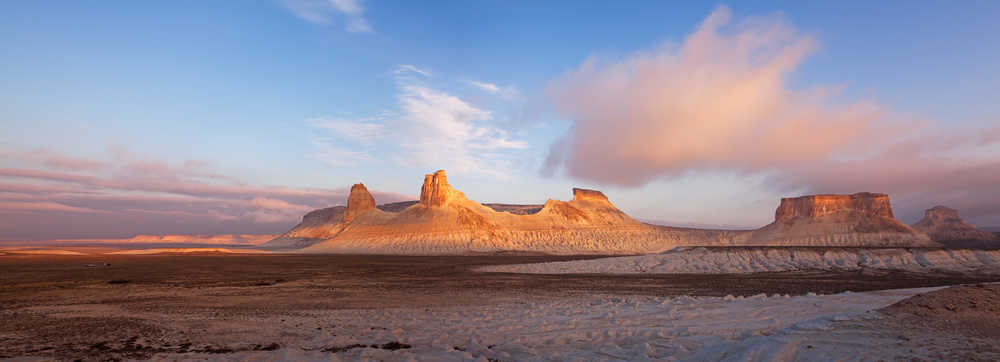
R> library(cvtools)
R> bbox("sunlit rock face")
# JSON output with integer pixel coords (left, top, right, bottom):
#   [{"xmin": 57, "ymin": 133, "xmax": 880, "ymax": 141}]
[
  {"xmin": 344, "ymin": 183, "xmax": 376, "ymax": 223},
  {"xmin": 775, "ymin": 193, "xmax": 894, "ymax": 222},
  {"xmin": 572, "ymin": 188, "xmax": 609, "ymax": 202},
  {"xmin": 294, "ymin": 169, "xmax": 737, "ymax": 254},
  {"xmin": 912, "ymin": 206, "xmax": 999, "ymax": 242},
  {"xmin": 267, "ymin": 172, "xmax": 941, "ymax": 254},
  {"xmin": 740, "ymin": 192, "xmax": 938, "ymax": 247},
  {"xmin": 419, "ymin": 170, "xmax": 468, "ymax": 207}
]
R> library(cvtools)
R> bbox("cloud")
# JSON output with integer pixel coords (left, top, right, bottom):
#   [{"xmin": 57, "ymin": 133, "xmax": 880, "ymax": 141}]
[
  {"xmin": 308, "ymin": 65, "xmax": 528, "ymax": 177},
  {"xmin": 280, "ymin": 0, "xmax": 372, "ymax": 33},
  {"xmin": 465, "ymin": 80, "xmax": 500, "ymax": 93},
  {"xmin": 465, "ymin": 80, "xmax": 520, "ymax": 100},
  {"xmin": 392, "ymin": 84, "xmax": 528, "ymax": 175},
  {"xmin": 0, "ymin": 201, "xmax": 109, "ymax": 214},
  {"xmin": 395, "ymin": 64, "xmax": 432, "ymax": 78},
  {"xmin": 544, "ymin": 5, "xmax": 1000, "ymax": 225},
  {"xmin": 0, "ymin": 148, "xmax": 412, "ymax": 240}
]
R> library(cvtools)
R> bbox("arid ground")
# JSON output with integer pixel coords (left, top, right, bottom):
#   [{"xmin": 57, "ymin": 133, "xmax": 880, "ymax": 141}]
[{"xmin": 2, "ymin": 253, "xmax": 999, "ymax": 360}]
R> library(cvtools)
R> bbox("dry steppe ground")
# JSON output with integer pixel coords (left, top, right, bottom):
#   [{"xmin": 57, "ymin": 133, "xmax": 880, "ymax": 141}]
[{"xmin": 1, "ymin": 253, "xmax": 998, "ymax": 360}]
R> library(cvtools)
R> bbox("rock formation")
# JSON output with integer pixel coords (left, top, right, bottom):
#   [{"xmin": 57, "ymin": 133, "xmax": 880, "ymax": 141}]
[
  {"xmin": 293, "ymin": 170, "xmax": 733, "ymax": 254},
  {"xmin": 419, "ymin": 170, "xmax": 468, "ymax": 207},
  {"xmin": 774, "ymin": 192, "xmax": 894, "ymax": 222},
  {"xmin": 912, "ymin": 206, "xmax": 999, "ymax": 242},
  {"xmin": 344, "ymin": 183, "xmax": 376, "ymax": 223},
  {"xmin": 265, "ymin": 171, "xmax": 941, "ymax": 254},
  {"xmin": 738, "ymin": 193, "xmax": 938, "ymax": 247}
]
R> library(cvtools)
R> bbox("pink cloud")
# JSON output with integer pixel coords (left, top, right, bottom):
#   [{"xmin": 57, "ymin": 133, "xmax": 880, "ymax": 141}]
[
  {"xmin": 0, "ymin": 148, "xmax": 412, "ymax": 240},
  {"xmin": 544, "ymin": 6, "xmax": 1000, "ymax": 225},
  {"xmin": 0, "ymin": 201, "xmax": 108, "ymax": 214}
]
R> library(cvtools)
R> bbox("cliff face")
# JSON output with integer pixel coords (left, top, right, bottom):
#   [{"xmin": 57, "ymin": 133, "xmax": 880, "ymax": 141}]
[
  {"xmin": 268, "ymin": 172, "xmax": 940, "ymax": 254},
  {"xmin": 775, "ymin": 193, "xmax": 893, "ymax": 222},
  {"xmin": 740, "ymin": 192, "xmax": 937, "ymax": 247},
  {"xmin": 344, "ymin": 183, "xmax": 376, "ymax": 223},
  {"xmin": 297, "ymin": 170, "xmax": 730, "ymax": 255},
  {"xmin": 419, "ymin": 170, "xmax": 467, "ymax": 207},
  {"xmin": 912, "ymin": 206, "xmax": 999, "ymax": 242},
  {"xmin": 572, "ymin": 188, "xmax": 609, "ymax": 202}
]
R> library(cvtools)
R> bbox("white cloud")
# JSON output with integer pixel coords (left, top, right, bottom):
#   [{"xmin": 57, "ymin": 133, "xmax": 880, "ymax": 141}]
[
  {"xmin": 465, "ymin": 80, "xmax": 501, "ymax": 93},
  {"xmin": 392, "ymin": 84, "xmax": 528, "ymax": 175},
  {"xmin": 395, "ymin": 64, "xmax": 432, "ymax": 78},
  {"xmin": 465, "ymin": 80, "xmax": 521, "ymax": 100},
  {"xmin": 307, "ymin": 66, "xmax": 529, "ymax": 177},
  {"xmin": 328, "ymin": 0, "xmax": 362, "ymax": 15},
  {"xmin": 280, "ymin": 0, "xmax": 333, "ymax": 24},
  {"xmin": 280, "ymin": 0, "xmax": 372, "ymax": 33}
]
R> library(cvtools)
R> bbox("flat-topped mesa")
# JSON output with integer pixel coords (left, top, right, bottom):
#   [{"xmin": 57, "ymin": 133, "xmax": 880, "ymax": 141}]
[
  {"xmin": 775, "ymin": 192, "xmax": 893, "ymax": 222},
  {"xmin": 572, "ymin": 188, "xmax": 609, "ymax": 203},
  {"xmin": 419, "ymin": 170, "xmax": 467, "ymax": 207},
  {"xmin": 920, "ymin": 206, "xmax": 962, "ymax": 222},
  {"xmin": 344, "ymin": 183, "xmax": 376, "ymax": 223},
  {"xmin": 913, "ymin": 205, "xmax": 999, "ymax": 242}
]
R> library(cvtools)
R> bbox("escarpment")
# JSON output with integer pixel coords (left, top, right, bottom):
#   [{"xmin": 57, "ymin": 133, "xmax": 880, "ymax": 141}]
[
  {"xmin": 912, "ymin": 206, "xmax": 999, "ymax": 243},
  {"xmin": 738, "ymin": 193, "xmax": 938, "ymax": 247},
  {"xmin": 774, "ymin": 193, "xmax": 894, "ymax": 222},
  {"xmin": 266, "ymin": 171, "xmax": 942, "ymax": 254}
]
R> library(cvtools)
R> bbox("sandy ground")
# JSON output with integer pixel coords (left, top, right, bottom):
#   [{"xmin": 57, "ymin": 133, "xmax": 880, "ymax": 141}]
[
  {"xmin": 479, "ymin": 247, "xmax": 1000, "ymax": 275},
  {"xmin": 2, "ymin": 254, "xmax": 998, "ymax": 361}
]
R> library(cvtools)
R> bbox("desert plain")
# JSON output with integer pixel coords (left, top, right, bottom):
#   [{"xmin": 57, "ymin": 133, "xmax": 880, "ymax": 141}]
[
  {"xmin": 4, "ymin": 170, "xmax": 1000, "ymax": 361},
  {"xmin": 1, "ymin": 251, "xmax": 999, "ymax": 361}
]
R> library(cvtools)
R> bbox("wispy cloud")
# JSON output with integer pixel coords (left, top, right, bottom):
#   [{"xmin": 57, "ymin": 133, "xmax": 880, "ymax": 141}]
[
  {"xmin": 280, "ymin": 0, "xmax": 373, "ymax": 33},
  {"xmin": 394, "ymin": 84, "xmax": 526, "ymax": 175},
  {"xmin": 307, "ymin": 65, "xmax": 529, "ymax": 177},
  {"xmin": 465, "ymin": 80, "xmax": 520, "ymax": 100},
  {"xmin": 395, "ymin": 64, "xmax": 432, "ymax": 78}
]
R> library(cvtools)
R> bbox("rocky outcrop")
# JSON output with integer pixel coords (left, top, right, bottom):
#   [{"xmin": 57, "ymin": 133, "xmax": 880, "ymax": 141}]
[
  {"xmin": 269, "ymin": 172, "xmax": 941, "ymax": 254},
  {"xmin": 297, "ymin": 170, "xmax": 707, "ymax": 255},
  {"xmin": 572, "ymin": 188, "xmax": 609, "ymax": 202},
  {"xmin": 419, "ymin": 170, "xmax": 468, "ymax": 207},
  {"xmin": 775, "ymin": 193, "xmax": 894, "ymax": 222},
  {"xmin": 739, "ymin": 193, "xmax": 938, "ymax": 247},
  {"xmin": 912, "ymin": 206, "xmax": 999, "ymax": 242},
  {"xmin": 344, "ymin": 183, "xmax": 376, "ymax": 223}
]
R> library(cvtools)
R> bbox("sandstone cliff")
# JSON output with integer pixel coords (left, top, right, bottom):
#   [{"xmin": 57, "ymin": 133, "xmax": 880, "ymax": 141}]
[
  {"xmin": 344, "ymin": 183, "xmax": 376, "ymax": 223},
  {"xmin": 912, "ymin": 206, "xmax": 999, "ymax": 243},
  {"xmin": 259, "ymin": 183, "xmax": 378, "ymax": 249},
  {"xmin": 295, "ymin": 170, "xmax": 738, "ymax": 254},
  {"xmin": 267, "ymin": 172, "xmax": 939, "ymax": 254},
  {"xmin": 737, "ymin": 193, "xmax": 938, "ymax": 247}
]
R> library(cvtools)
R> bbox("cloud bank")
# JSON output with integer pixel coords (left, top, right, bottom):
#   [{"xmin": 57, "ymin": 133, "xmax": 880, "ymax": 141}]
[
  {"xmin": 0, "ymin": 147, "xmax": 410, "ymax": 240},
  {"xmin": 544, "ymin": 6, "xmax": 1000, "ymax": 225}
]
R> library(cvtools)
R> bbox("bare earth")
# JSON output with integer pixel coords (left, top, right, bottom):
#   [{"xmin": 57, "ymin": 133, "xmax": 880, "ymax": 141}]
[{"xmin": 1, "ymin": 253, "xmax": 998, "ymax": 361}]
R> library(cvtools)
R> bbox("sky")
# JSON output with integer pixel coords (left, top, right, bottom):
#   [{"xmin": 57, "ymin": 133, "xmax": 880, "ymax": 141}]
[{"xmin": 2, "ymin": 1, "xmax": 1000, "ymax": 240}]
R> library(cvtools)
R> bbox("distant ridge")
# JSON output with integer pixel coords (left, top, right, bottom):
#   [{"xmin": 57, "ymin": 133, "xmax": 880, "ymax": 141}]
[{"xmin": 262, "ymin": 171, "xmax": 939, "ymax": 254}]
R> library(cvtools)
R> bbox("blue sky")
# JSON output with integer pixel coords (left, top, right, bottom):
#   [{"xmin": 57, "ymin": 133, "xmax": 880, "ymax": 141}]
[{"xmin": 2, "ymin": 1, "xmax": 999, "ymax": 239}]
